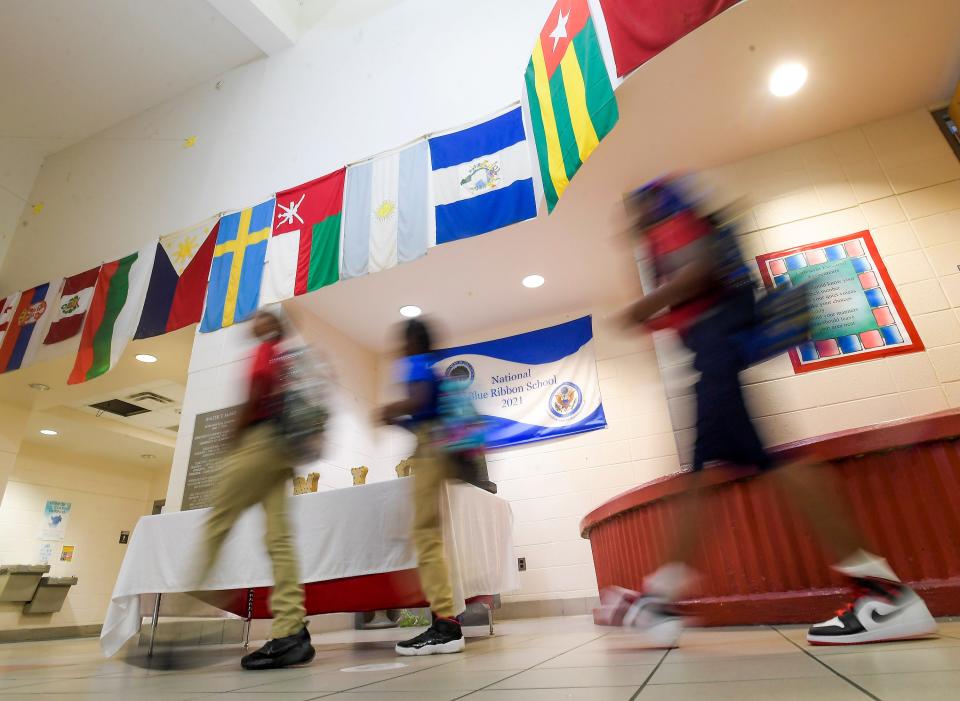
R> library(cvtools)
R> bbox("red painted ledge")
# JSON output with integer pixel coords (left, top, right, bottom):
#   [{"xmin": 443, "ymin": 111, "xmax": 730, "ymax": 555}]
[{"xmin": 581, "ymin": 409, "xmax": 960, "ymax": 537}]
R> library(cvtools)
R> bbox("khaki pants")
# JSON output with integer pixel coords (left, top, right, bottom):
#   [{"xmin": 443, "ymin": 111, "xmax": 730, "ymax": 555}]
[
  {"xmin": 410, "ymin": 427, "xmax": 456, "ymax": 619},
  {"xmin": 200, "ymin": 422, "xmax": 305, "ymax": 638}
]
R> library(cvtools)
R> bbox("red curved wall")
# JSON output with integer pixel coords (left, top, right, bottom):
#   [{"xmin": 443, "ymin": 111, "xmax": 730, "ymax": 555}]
[{"xmin": 581, "ymin": 411, "xmax": 960, "ymax": 625}]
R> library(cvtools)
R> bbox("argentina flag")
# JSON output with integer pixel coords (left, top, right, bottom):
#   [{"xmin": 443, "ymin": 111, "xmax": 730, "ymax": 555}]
[{"xmin": 428, "ymin": 106, "xmax": 539, "ymax": 244}]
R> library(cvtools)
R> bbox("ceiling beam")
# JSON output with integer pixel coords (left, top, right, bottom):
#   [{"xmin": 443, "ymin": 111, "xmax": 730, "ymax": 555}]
[{"xmin": 206, "ymin": 0, "xmax": 300, "ymax": 57}]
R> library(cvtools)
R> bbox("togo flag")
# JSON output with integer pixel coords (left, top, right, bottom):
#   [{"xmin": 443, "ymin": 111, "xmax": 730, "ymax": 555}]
[
  {"xmin": 428, "ymin": 107, "xmax": 538, "ymax": 245},
  {"xmin": 523, "ymin": 0, "xmax": 620, "ymax": 212},
  {"xmin": 69, "ymin": 245, "xmax": 155, "ymax": 384},
  {"xmin": 262, "ymin": 173, "xmax": 344, "ymax": 304},
  {"xmin": 342, "ymin": 140, "xmax": 431, "ymax": 279}
]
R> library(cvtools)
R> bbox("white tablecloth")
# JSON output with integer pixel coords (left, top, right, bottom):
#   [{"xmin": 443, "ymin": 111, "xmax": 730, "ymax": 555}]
[{"xmin": 101, "ymin": 479, "xmax": 517, "ymax": 656}]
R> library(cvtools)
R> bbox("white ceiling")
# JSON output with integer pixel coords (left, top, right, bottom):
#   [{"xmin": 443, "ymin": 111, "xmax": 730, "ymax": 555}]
[
  {"xmin": 0, "ymin": 0, "xmax": 264, "ymax": 154},
  {"xmin": 295, "ymin": 0, "xmax": 960, "ymax": 351},
  {"xmin": 1, "ymin": 0, "xmax": 958, "ymax": 468}
]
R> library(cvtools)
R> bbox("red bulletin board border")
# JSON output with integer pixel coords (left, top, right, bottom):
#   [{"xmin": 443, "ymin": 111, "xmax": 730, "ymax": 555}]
[{"xmin": 755, "ymin": 230, "xmax": 923, "ymax": 374}]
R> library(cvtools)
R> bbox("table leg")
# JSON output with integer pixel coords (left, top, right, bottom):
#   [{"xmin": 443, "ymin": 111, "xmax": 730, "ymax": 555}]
[
  {"xmin": 147, "ymin": 593, "xmax": 162, "ymax": 658},
  {"xmin": 242, "ymin": 588, "xmax": 254, "ymax": 651},
  {"xmin": 487, "ymin": 603, "xmax": 494, "ymax": 636}
]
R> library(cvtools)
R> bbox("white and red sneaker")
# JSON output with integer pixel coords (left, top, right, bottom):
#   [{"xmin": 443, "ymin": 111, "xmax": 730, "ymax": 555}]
[
  {"xmin": 807, "ymin": 577, "xmax": 937, "ymax": 645},
  {"xmin": 595, "ymin": 586, "xmax": 684, "ymax": 648}
]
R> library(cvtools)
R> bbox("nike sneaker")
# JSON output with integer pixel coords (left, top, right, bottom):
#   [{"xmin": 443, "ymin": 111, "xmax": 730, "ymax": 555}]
[
  {"xmin": 395, "ymin": 617, "xmax": 465, "ymax": 656},
  {"xmin": 807, "ymin": 577, "xmax": 937, "ymax": 645},
  {"xmin": 595, "ymin": 586, "xmax": 684, "ymax": 648}
]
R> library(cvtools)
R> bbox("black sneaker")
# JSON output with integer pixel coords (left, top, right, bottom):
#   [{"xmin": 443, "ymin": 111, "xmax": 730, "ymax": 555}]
[
  {"xmin": 807, "ymin": 577, "xmax": 937, "ymax": 645},
  {"xmin": 241, "ymin": 626, "xmax": 316, "ymax": 670},
  {"xmin": 395, "ymin": 617, "xmax": 465, "ymax": 656}
]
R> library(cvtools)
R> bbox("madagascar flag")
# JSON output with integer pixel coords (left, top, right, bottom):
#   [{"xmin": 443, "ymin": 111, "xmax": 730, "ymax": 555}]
[
  {"xmin": 69, "ymin": 245, "xmax": 154, "ymax": 384},
  {"xmin": 523, "ymin": 0, "xmax": 619, "ymax": 212}
]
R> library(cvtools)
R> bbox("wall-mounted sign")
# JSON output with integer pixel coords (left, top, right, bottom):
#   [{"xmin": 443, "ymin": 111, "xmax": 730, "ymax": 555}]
[
  {"xmin": 756, "ymin": 231, "xmax": 922, "ymax": 373},
  {"xmin": 181, "ymin": 405, "xmax": 242, "ymax": 511},
  {"xmin": 119, "ymin": 531, "xmax": 130, "ymax": 544},
  {"xmin": 38, "ymin": 500, "xmax": 71, "ymax": 541}
]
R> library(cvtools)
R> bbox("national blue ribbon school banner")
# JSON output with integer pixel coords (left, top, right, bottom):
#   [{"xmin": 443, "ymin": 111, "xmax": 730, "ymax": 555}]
[{"xmin": 432, "ymin": 316, "xmax": 606, "ymax": 449}]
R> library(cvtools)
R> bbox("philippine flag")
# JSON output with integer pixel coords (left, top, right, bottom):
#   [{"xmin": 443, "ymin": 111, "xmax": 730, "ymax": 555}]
[{"xmin": 428, "ymin": 106, "xmax": 539, "ymax": 245}]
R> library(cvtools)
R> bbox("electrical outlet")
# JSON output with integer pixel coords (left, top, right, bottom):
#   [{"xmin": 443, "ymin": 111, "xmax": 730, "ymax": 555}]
[{"xmin": 518, "ymin": 557, "xmax": 527, "ymax": 572}]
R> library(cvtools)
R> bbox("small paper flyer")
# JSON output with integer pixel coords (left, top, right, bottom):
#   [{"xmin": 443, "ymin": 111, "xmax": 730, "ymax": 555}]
[
  {"xmin": 38, "ymin": 542, "xmax": 55, "ymax": 564},
  {"xmin": 39, "ymin": 500, "xmax": 72, "ymax": 541},
  {"xmin": 60, "ymin": 545, "xmax": 75, "ymax": 562}
]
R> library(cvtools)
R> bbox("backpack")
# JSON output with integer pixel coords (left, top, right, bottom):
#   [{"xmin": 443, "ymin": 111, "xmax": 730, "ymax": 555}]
[
  {"xmin": 277, "ymin": 344, "xmax": 331, "ymax": 463},
  {"xmin": 435, "ymin": 376, "xmax": 494, "ymax": 491}
]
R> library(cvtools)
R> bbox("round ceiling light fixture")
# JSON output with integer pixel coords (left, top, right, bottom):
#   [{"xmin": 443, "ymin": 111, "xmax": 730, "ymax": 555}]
[
  {"xmin": 769, "ymin": 62, "xmax": 808, "ymax": 97},
  {"xmin": 399, "ymin": 305, "xmax": 422, "ymax": 318},
  {"xmin": 28, "ymin": 382, "xmax": 51, "ymax": 391},
  {"xmin": 135, "ymin": 354, "xmax": 158, "ymax": 363},
  {"xmin": 522, "ymin": 274, "xmax": 545, "ymax": 289},
  {"xmin": 39, "ymin": 429, "xmax": 58, "ymax": 436}
]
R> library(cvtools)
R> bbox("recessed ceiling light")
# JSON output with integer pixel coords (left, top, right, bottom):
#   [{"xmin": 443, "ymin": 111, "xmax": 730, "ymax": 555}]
[
  {"xmin": 769, "ymin": 62, "xmax": 808, "ymax": 97},
  {"xmin": 399, "ymin": 305, "xmax": 422, "ymax": 318},
  {"xmin": 28, "ymin": 383, "xmax": 51, "ymax": 391},
  {"xmin": 141, "ymin": 454, "xmax": 156, "ymax": 460},
  {"xmin": 522, "ymin": 274, "xmax": 545, "ymax": 289},
  {"xmin": 135, "ymin": 354, "xmax": 158, "ymax": 363},
  {"xmin": 39, "ymin": 429, "xmax": 58, "ymax": 436}
]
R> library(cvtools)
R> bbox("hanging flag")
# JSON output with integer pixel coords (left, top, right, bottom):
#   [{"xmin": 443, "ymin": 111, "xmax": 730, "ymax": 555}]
[
  {"xmin": 523, "ymin": 0, "xmax": 620, "ymax": 212},
  {"xmin": 0, "ymin": 295, "xmax": 17, "ymax": 337},
  {"xmin": 135, "ymin": 217, "xmax": 218, "ymax": 339},
  {"xmin": 342, "ymin": 141, "xmax": 430, "ymax": 279},
  {"xmin": 68, "ymin": 245, "xmax": 155, "ymax": 384},
  {"xmin": 261, "ymin": 173, "xmax": 343, "ymax": 304},
  {"xmin": 201, "ymin": 199, "xmax": 274, "ymax": 332},
  {"xmin": 43, "ymin": 266, "xmax": 101, "ymax": 345},
  {"xmin": 428, "ymin": 107, "xmax": 538, "ymax": 245},
  {"xmin": 598, "ymin": 0, "xmax": 739, "ymax": 77},
  {"xmin": 0, "ymin": 283, "xmax": 55, "ymax": 374}
]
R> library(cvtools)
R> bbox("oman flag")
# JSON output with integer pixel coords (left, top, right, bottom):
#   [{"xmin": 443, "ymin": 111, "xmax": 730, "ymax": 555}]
[
  {"xmin": 69, "ymin": 245, "xmax": 155, "ymax": 385},
  {"xmin": 135, "ymin": 217, "xmax": 218, "ymax": 339},
  {"xmin": 261, "ymin": 169, "xmax": 345, "ymax": 304},
  {"xmin": 43, "ymin": 266, "xmax": 101, "ymax": 345}
]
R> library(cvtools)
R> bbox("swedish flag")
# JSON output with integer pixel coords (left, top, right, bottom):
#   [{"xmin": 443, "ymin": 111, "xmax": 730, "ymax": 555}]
[{"xmin": 200, "ymin": 199, "xmax": 275, "ymax": 332}]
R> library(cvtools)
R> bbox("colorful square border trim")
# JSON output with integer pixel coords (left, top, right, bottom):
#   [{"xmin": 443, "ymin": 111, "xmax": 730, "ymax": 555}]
[{"xmin": 756, "ymin": 230, "xmax": 923, "ymax": 374}]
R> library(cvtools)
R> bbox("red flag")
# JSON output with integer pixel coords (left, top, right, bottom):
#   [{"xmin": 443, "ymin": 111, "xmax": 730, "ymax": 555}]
[
  {"xmin": 43, "ymin": 266, "xmax": 101, "ymax": 345},
  {"xmin": 598, "ymin": 0, "xmax": 739, "ymax": 77}
]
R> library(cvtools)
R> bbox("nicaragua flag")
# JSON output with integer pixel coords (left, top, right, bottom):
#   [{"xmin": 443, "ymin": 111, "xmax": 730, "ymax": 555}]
[{"xmin": 428, "ymin": 106, "xmax": 539, "ymax": 245}]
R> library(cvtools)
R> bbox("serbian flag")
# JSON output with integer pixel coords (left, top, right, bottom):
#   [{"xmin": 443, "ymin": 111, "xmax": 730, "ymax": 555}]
[
  {"xmin": 43, "ymin": 266, "xmax": 101, "ymax": 345},
  {"xmin": 261, "ymin": 170, "xmax": 345, "ymax": 304},
  {"xmin": 135, "ymin": 217, "xmax": 218, "ymax": 339},
  {"xmin": 0, "ymin": 283, "xmax": 56, "ymax": 374},
  {"xmin": 69, "ymin": 245, "xmax": 155, "ymax": 384},
  {"xmin": 598, "ymin": 0, "xmax": 740, "ymax": 77}
]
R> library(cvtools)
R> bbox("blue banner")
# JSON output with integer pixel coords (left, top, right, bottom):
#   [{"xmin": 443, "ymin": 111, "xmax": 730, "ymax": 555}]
[{"xmin": 433, "ymin": 316, "xmax": 606, "ymax": 449}]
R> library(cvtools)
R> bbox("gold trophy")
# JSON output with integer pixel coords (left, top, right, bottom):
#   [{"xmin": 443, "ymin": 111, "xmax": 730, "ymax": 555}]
[
  {"xmin": 395, "ymin": 458, "xmax": 413, "ymax": 478},
  {"xmin": 293, "ymin": 472, "xmax": 320, "ymax": 495}
]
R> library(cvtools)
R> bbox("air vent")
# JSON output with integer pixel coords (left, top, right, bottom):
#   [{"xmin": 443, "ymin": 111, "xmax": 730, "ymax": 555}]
[
  {"xmin": 127, "ymin": 391, "xmax": 174, "ymax": 404},
  {"xmin": 89, "ymin": 399, "xmax": 150, "ymax": 417}
]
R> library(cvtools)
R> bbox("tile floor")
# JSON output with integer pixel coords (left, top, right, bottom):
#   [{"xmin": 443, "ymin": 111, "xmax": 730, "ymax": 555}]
[{"xmin": 1, "ymin": 616, "xmax": 959, "ymax": 700}]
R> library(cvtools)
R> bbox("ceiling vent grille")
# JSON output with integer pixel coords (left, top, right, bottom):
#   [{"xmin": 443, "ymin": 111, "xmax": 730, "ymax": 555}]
[{"xmin": 127, "ymin": 391, "xmax": 174, "ymax": 405}]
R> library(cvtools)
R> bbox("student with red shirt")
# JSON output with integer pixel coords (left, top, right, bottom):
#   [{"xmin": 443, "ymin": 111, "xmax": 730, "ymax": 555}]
[
  {"xmin": 600, "ymin": 177, "xmax": 936, "ymax": 647},
  {"xmin": 198, "ymin": 310, "xmax": 314, "ymax": 670}
]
